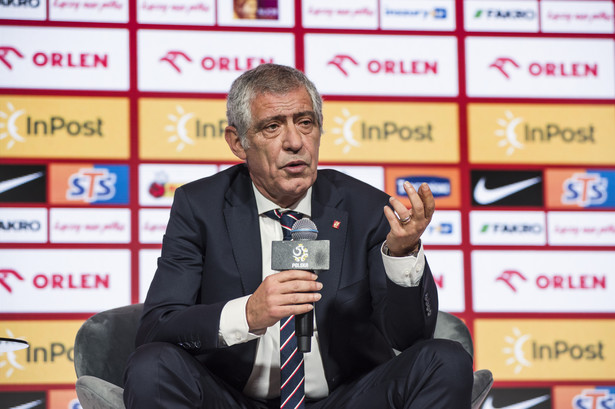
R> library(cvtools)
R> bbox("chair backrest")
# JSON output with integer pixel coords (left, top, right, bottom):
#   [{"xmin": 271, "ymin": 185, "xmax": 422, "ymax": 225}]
[
  {"xmin": 74, "ymin": 303, "xmax": 144, "ymax": 388},
  {"xmin": 434, "ymin": 311, "xmax": 474, "ymax": 357}
]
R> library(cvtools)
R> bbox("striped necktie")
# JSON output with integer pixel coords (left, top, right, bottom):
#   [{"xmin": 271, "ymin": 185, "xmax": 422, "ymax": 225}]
[{"xmin": 264, "ymin": 209, "xmax": 306, "ymax": 409}]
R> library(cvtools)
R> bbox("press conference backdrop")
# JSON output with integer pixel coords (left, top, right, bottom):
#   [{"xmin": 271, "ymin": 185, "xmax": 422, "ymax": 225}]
[{"xmin": 1, "ymin": 0, "xmax": 614, "ymax": 407}]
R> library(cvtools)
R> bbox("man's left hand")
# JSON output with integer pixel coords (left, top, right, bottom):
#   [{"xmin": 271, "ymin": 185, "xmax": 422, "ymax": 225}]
[{"xmin": 383, "ymin": 182, "xmax": 435, "ymax": 257}]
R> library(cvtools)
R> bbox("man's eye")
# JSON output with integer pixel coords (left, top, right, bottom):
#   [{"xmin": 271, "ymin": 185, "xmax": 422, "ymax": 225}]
[{"xmin": 265, "ymin": 123, "xmax": 279, "ymax": 131}]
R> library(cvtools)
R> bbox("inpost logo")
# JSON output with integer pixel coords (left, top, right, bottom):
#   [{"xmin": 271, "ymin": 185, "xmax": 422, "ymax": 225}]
[
  {"xmin": 0, "ymin": 321, "xmax": 83, "ymax": 384},
  {"xmin": 0, "ymin": 96, "xmax": 128, "ymax": 159},
  {"xmin": 475, "ymin": 319, "xmax": 614, "ymax": 380},
  {"xmin": 495, "ymin": 110, "xmax": 594, "ymax": 156},
  {"xmin": 321, "ymin": 102, "xmax": 458, "ymax": 163},
  {"xmin": 469, "ymin": 104, "xmax": 615, "ymax": 165},
  {"xmin": 139, "ymin": 99, "xmax": 235, "ymax": 160},
  {"xmin": 0, "ymin": 329, "xmax": 26, "ymax": 378}
]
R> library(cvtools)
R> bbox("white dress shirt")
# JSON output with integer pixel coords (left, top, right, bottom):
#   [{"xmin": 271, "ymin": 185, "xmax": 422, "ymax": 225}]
[{"xmin": 218, "ymin": 185, "xmax": 426, "ymax": 400}]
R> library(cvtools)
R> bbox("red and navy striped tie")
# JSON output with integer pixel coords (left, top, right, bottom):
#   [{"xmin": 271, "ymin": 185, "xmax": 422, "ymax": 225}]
[{"xmin": 264, "ymin": 210, "xmax": 305, "ymax": 409}]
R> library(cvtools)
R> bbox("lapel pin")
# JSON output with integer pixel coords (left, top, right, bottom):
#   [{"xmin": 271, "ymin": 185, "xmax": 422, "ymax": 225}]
[{"xmin": 332, "ymin": 220, "xmax": 341, "ymax": 229}]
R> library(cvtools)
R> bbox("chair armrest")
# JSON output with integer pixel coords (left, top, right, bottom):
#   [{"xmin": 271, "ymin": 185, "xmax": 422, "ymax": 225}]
[{"xmin": 76, "ymin": 375, "xmax": 126, "ymax": 409}]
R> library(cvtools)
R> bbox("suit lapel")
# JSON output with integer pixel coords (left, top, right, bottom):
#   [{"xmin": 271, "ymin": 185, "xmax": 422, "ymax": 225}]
[
  {"xmin": 311, "ymin": 175, "xmax": 347, "ymax": 330},
  {"xmin": 223, "ymin": 167, "xmax": 263, "ymax": 295}
]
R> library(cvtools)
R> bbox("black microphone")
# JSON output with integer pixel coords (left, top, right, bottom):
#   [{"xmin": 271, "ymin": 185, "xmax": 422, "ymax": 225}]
[
  {"xmin": 290, "ymin": 218, "xmax": 318, "ymax": 353},
  {"xmin": 271, "ymin": 218, "xmax": 330, "ymax": 353}
]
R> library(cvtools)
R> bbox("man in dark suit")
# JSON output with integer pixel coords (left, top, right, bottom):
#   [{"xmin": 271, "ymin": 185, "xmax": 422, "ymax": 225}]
[{"xmin": 124, "ymin": 64, "xmax": 473, "ymax": 409}]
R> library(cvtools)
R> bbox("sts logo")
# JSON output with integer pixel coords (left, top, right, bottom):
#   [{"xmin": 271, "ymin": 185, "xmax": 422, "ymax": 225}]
[
  {"xmin": 50, "ymin": 164, "xmax": 129, "ymax": 205},
  {"xmin": 547, "ymin": 169, "xmax": 615, "ymax": 209}
]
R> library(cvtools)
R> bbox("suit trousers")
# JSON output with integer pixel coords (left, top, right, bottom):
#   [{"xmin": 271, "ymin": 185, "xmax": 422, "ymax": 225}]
[{"xmin": 123, "ymin": 338, "xmax": 473, "ymax": 409}]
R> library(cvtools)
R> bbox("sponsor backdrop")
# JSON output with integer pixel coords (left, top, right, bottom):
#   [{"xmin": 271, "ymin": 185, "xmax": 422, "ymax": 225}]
[{"xmin": 1, "ymin": 0, "xmax": 614, "ymax": 407}]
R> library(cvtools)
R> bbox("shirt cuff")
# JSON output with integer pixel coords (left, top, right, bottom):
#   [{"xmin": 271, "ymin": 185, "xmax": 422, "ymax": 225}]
[
  {"xmin": 219, "ymin": 295, "xmax": 262, "ymax": 347},
  {"xmin": 381, "ymin": 241, "xmax": 426, "ymax": 287}
]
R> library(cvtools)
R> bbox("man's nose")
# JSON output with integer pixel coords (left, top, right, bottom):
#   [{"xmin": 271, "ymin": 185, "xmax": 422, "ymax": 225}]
[{"xmin": 283, "ymin": 123, "xmax": 304, "ymax": 152}]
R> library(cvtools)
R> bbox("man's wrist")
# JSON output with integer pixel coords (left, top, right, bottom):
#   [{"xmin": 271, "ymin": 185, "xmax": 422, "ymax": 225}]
[{"xmin": 383, "ymin": 239, "xmax": 421, "ymax": 258}]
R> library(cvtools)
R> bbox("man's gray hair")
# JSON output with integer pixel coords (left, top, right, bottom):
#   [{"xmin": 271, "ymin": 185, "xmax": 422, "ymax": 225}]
[{"xmin": 226, "ymin": 64, "xmax": 323, "ymax": 148}]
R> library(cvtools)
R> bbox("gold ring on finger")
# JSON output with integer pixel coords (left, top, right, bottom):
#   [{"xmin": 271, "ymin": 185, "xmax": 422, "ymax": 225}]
[{"xmin": 399, "ymin": 215, "xmax": 411, "ymax": 225}]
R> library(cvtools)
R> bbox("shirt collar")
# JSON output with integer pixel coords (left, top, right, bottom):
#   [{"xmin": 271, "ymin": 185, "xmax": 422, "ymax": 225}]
[{"xmin": 252, "ymin": 184, "xmax": 312, "ymax": 218}]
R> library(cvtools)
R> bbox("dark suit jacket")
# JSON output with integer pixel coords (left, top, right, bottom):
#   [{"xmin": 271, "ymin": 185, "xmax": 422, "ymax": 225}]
[{"xmin": 137, "ymin": 164, "xmax": 438, "ymax": 393}]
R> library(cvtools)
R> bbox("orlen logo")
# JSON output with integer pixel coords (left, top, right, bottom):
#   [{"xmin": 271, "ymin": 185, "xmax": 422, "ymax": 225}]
[
  {"xmin": 164, "ymin": 105, "xmax": 226, "ymax": 151},
  {"xmin": 396, "ymin": 176, "xmax": 451, "ymax": 198},
  {"xmin": 496, "ymin": 269, "xmax": 607, "ymax": 293},
  {"xmin": 331, "ymin": 108, "xmax": 433, "ymax": 154},
  {"xmin": 0, "ymin": 268, "xmax": 110, "ymax": 292},
  {"xmin": 562, "ymin": 173, "xmax": 608, "ymax": 207},
  {"xmin": 0, "ymin": 46, "xmax": 25, "ymax": 70},
  {"xmin": 327, "ymin": 53, "xmax": 438, "ymax": 77},
  {"xmin": 503, "ymin": 327, "xmax": 605, "ymax": 374},
  {"xmin": 0, "ymin": 45, "xmax": 109, "ymax": 70},
  {"xmin": 493, "ymin": 110, "xmax": 594, "ymax": 156},
  {"xmin": 50, "ymin": 164, "xmax": 129, "ymax": 205},
  {"xmin": 0, "ymin": 269, "xmax": 24, "ymax": 293},
  {"xmin": 0, "ymin": 101, "xmax": 105, "ymax": 150},
  {"xmin": 489, "ymin": 56, "xmax": 598, "ymax": 80},
  {"xmin": 159, "ymin": 50, "xmax": 272, "ymax": 74}
]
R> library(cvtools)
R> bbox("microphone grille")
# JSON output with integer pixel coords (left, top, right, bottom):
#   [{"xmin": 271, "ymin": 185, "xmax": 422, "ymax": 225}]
[{"xmin": 291, "ymin": 218, "xmax": 318, "ymax": 240}]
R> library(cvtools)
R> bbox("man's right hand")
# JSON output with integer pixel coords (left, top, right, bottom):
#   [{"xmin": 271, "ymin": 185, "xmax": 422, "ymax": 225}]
[{"xmin": 246, "ymin": 270, "xmax": 322, "ymax": 333}]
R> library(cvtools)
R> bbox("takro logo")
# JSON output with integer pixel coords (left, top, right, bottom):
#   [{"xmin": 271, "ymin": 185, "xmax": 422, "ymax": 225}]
[
  {"xmin": 159, "ymin": 50, "xmax": 273, "ymax": 73},
  {"xmin": 0, "ymin": 269, "xmax": 24, "ymax": 293},
  {"xmin": 0, "ymin": 46, "xmax": 24, "ymax": 70},
  {"xmin": 474, "ymin": 9, "xmax": 536, "ymax": 20},
  {"xmin": 489, "ymin": 57, "xmax": 599, "ymax": 79}
]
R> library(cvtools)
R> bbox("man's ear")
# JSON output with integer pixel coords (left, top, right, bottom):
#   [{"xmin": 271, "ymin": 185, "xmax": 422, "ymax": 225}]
[{"xmin": 225, "ymin": 126, "xmax": 247, "ymax": 161}]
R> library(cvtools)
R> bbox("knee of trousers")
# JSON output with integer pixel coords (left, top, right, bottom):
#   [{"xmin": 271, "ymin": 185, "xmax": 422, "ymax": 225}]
[
  {"xmin": 123, "ymin": 342, "xmax": 198, "ymax": 399},
  {"xmin": 401, "ymin": 339, "xmax": 474, "ymax": 388}
]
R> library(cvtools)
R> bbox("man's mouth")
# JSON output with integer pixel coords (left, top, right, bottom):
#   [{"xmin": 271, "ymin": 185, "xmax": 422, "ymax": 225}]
[{"xmin": 283, "ymin": 160, "xmax": 308, "ymax": 173}]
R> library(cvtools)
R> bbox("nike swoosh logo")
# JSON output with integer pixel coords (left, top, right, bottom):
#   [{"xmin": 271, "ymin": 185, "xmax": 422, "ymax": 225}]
[
  {"xmin": 473, "ymin": 176, "xmax": 541, "ymax": 205},
  {"xmin": 9, "ymin": 400, "xmax": 44, "ymax": 409},
  {"xmin": 0, "ymin": 172, "xmax": 44, "ymax": 195},
  {"xmin": 482, "ymin": 394, "xmax": 549, "ymax": 409}
]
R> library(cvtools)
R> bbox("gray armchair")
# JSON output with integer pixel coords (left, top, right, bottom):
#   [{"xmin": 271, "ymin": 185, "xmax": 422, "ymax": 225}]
[{"xmin": 74, "ymin": 304, "xmax": 493, "ymax": 409}]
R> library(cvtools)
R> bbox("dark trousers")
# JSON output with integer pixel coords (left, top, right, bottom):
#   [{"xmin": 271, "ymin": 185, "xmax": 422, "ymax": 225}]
[{"xmin": 123, "ymin": 338, "xmax": 473, "ymax": 409}]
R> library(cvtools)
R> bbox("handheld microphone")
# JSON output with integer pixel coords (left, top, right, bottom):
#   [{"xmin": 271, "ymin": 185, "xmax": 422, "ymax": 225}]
[
  {"xmin": 291, "ymin": 218, "xmax": 317, "ymax": 353},
  {"xmin": 271, "ymin": 218, "xmax": 330, "ymax": 352}
]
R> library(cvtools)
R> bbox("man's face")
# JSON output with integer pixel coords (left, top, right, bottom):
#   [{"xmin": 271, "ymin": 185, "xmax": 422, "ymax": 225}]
[{"xmin": 226, "ymin": 87, "xmax": 321, "ymax": 208}]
